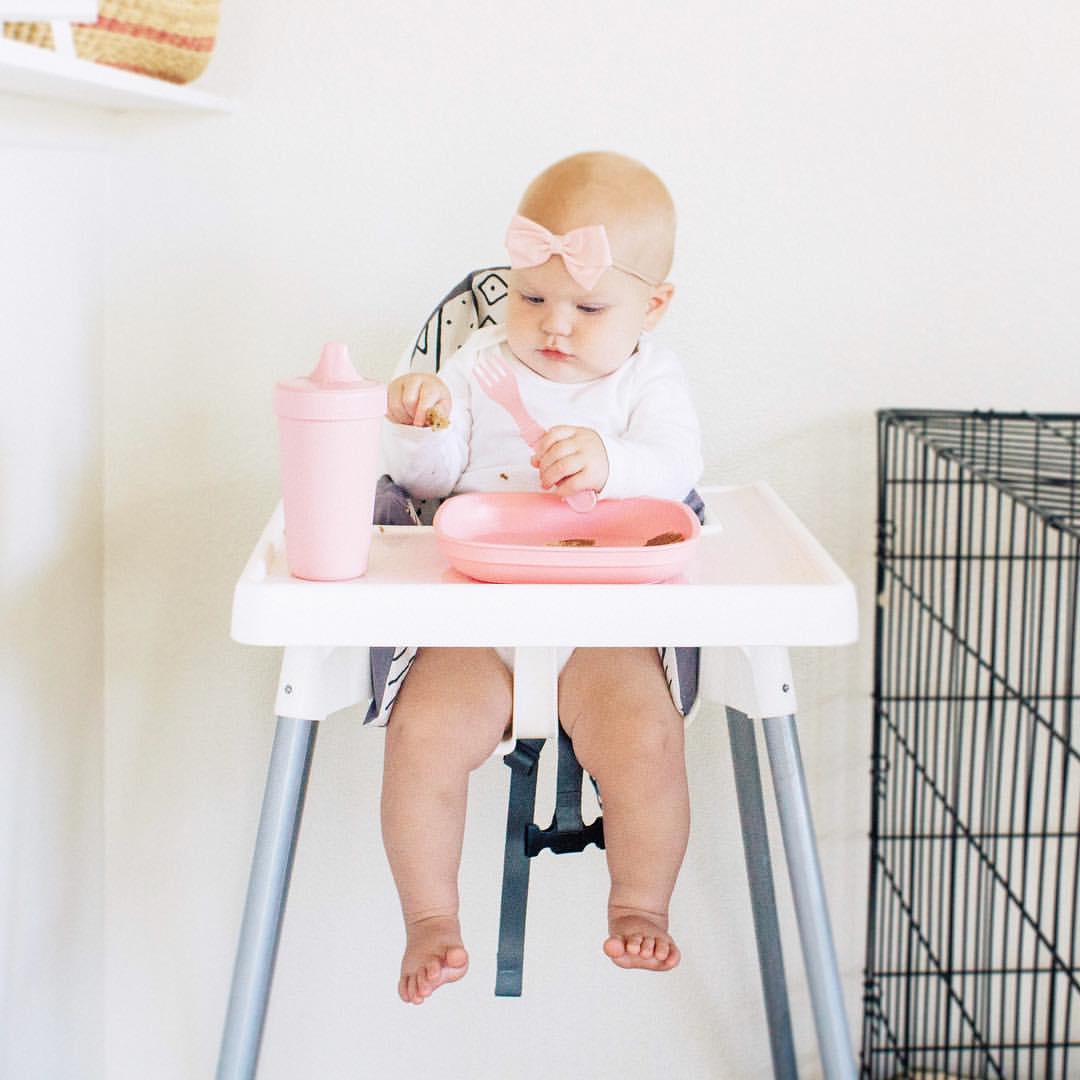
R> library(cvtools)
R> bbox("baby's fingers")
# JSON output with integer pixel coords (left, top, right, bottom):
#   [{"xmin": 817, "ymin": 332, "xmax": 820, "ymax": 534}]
[
  {"xmin": 539, "ymin": 450, "xmax": 587, "ymax": 492},
  {"xmin": 386, "ymin": 377, "xmax": 421, "ymax": 425},
  {"xmin": 388, "ymin": 375, "xmax": 450, "ymax": 427},
  {"xmin": 413, "ymin": 382, "xmax": 451, "ymax": 428},
  {"xmin": 532, "ymin": 425, "xmax": 580, "ymax": 459},
  {"xmin": 399, "ymin": 379, "xmax": 427, "ymax": 426}
]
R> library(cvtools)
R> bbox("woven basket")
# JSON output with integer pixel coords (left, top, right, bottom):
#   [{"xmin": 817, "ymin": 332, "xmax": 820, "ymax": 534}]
[{"xmin": 3, "ymin": 0, "xmax": 220, "ymax": 85}]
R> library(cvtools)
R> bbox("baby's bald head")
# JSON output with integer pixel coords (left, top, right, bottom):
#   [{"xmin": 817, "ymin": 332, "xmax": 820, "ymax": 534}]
[{"xmin": 517, "ymin": 152, "xmax": 676, "ymax": 284}]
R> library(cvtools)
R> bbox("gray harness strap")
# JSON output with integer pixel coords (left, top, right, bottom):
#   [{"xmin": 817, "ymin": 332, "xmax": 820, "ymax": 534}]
[
  {"xmin": 495, "ymin": 728, "xmax": 605, "ymax": 996},
  {"xmin": 495, "ymin": 739, "xmax": 542, "ymax": 997}
]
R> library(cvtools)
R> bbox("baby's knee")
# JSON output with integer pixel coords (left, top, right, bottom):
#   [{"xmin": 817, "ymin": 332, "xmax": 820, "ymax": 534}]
[
  {"xmin": 572, "ymin": 711, "xmax": 684, "ymax": 783},
  {"xmin": 621, "ymin": 715, "xmax": 685, "ymax": 763},
  {"xmin": 388, "ymin": 706, "xmax": 506, "ymax": 771},
  {"xmin": 389, "ymin": 662, "xmax": 510, "ymax": 768}
]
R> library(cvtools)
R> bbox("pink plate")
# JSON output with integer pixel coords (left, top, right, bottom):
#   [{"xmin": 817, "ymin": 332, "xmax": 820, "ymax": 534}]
[{"xmin": 433, "ymin": 492, "xmax": 701, "ymax": 584}]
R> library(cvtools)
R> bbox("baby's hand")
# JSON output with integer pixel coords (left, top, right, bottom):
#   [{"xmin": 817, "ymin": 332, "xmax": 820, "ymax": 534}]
[
  {"xmin": 387, "ymin": 373, "xmax": 452, "ymax": 428},
  {"xmin": 531, "ymin": 426, "xmax": 609, "ymax": 495}
]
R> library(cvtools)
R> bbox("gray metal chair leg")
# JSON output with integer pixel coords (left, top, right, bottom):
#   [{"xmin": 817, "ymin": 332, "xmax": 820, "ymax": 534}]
[
  {"xmin": 217, "ymin": 716, "xmax": 318, "ymax": 1080},
  {"xmin": 727, "ymin": 708, "xmax": 799, "ymax": 1079},
  {"xmin": 763, "ymin": 714, "xmax": 856, "ymax": 1080}
]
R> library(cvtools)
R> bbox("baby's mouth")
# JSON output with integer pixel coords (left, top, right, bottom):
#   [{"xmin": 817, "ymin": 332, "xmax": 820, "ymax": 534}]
[{"xmin": 538, "ymin": 347, "xmax": 571, "ymax": 361}]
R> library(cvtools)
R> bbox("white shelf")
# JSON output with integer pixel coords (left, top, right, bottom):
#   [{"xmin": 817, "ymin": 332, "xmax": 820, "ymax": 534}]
[{"xmin": 0, "ymin": 35, "xmax": 232, "ymax": 110}]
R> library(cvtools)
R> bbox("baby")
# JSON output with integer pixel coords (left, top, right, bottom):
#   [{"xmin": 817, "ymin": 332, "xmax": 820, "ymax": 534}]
[{"xmin": 379, "ymin": 151, "xmax": 703, "ymax": 1004}]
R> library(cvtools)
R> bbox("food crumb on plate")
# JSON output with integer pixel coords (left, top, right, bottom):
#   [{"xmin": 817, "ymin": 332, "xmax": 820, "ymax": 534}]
[{"xmin": 645, "ymin": 531, "xmax": 685, "ymax": 546}]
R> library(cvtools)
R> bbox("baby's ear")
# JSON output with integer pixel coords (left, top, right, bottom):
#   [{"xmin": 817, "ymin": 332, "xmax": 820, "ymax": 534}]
[{"xmin": 643, "ymin": 283, "xmax": 675, "ymax": 330}]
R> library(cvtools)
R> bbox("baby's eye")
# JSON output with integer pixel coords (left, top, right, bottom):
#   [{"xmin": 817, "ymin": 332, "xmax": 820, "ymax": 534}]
[
  {"xmin": 577, "ymin": 304, "xmax": 606, "ymax": 315},
  {"xmin": 519, "ymin": 292, "xmax": 544, "ymax": 305}
]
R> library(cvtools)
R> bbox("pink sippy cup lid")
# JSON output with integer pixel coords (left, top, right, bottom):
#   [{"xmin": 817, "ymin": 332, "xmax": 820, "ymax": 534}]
[{"xmin": 274, "ymin": 343, "xmax": 387, "ymax": 421}]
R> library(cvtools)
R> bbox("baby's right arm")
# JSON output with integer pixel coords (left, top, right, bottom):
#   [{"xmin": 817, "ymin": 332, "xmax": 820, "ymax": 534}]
[
  {"xmin": 386, "ymin": 373, "xmax": 452, "ymax": 428},
  {"xmin": 382, "ymin": 368, "xmax": 468, "ymax": 500}
]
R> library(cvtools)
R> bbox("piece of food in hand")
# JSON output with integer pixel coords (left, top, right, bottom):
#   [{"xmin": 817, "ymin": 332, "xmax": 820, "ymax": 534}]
[
  {"xmin": 645, "ymin": 531, "xmax": 685, "ymax": 546},
  {"xmin": 547, "ymin": 538, "xmax": 596, "ymax": 547},
  {"xmin": 425, "ymin": 406, "xmax": 450, "ymax": 430}
]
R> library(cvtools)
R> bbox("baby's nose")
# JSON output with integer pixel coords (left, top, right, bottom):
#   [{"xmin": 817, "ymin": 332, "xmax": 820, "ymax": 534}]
[{"xmin": 540, "ymin": 304, "xmax": 572, "ymax": 337}]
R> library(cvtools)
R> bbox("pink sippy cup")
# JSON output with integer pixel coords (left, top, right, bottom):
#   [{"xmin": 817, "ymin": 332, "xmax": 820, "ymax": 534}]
[{"xmin": 274, "ymin": 343, "xmax": 387, "ymax": 580}]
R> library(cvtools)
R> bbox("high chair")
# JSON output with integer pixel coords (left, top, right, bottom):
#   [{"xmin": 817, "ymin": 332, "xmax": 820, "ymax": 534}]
[{"xmin": 217, "ymin": 270, "xmax": 860, "ymax": 1080}]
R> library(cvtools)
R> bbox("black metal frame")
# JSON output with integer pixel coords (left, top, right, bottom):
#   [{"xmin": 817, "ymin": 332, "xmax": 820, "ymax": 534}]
[{"xmin": 862, "ymin": 410, "xmax": 1080, "ymax": 1077}]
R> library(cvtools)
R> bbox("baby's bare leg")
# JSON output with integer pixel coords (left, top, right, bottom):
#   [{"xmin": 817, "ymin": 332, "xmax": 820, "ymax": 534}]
[
  {"xmin": 559, "ymin": 647, "xmax": 689, "ymax": 971},
  {"xmin": 380, "ymin": 647, "xmax": 511, "ymax": 1003}
]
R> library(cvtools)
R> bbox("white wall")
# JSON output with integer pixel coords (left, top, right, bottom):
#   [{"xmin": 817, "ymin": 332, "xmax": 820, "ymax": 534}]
[
  {"xmin": 0, "ymin": 101, "xmax": 108, "ymax": 1079},
  {"xmin": 4, "ymin": 2, "xmax": 1080, "ymax": 1078},
  {"xmin": 103, "ymin": 5, "xmax": 1080, "ymax": 1078}
]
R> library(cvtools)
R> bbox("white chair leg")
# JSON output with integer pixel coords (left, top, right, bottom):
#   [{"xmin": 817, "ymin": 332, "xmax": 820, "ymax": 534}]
[
  {"xmin": 275, "ymin": 645, "xmax": 372, "ymax": 723},
  {"xmin": 699, "ymin": 644, "xmax": 797, "ymax": 721}
]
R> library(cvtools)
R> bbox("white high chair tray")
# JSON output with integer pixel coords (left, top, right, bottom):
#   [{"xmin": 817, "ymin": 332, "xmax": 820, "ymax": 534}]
[{"xmin": 231, "ymin": 483, "xmax": 857, "ymax": 649}]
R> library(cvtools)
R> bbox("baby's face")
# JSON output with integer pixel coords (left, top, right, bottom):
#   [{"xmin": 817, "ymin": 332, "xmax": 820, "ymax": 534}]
[{"xmin": 505, "ymin": 257, "xmax": 666, "ymax": 383}]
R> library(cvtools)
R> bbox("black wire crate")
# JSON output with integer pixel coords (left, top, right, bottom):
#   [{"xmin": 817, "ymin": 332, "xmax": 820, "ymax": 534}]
[{"xmin": 862, "ymin": 410, "xmax": 1080, "ymax": 1079}]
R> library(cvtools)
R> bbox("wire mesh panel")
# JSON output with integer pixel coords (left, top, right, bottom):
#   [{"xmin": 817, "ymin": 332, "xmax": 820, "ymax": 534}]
[{"xmin": 862, "ymin": 410, "xmax": 1080, "ymax": 1079}]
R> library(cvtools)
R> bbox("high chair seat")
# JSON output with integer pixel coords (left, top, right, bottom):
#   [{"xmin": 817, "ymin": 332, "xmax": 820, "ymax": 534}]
[{"xmin": 222, "ymin": 481, "xmax": 859, "ymax": 1080}]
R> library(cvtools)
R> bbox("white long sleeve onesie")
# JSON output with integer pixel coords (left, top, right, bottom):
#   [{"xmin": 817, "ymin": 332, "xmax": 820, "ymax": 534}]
[{"xmin": 381, "ymin": 324, "xmax": 703, "ymax": 501}]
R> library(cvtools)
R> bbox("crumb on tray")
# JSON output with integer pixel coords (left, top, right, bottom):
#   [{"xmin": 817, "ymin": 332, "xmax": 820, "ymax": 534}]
[{"xmin": 547, "ymin": 538, "xmax": 597, "ymax": 547}]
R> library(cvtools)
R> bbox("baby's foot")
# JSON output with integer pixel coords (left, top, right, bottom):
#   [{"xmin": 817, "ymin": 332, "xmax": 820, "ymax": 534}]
[
  {"xmin": 604, "ymin": 907, "xmax": 681, "ymax": 971},
  {"xmin": 398, "ymin": 914, "xmax": 469, "ymax": 1004}
]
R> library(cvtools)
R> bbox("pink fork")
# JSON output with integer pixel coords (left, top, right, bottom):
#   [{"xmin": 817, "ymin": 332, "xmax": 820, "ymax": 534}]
[{"xmin": 472, "ymin": 350, "xmax": 598, "ymax": 512}]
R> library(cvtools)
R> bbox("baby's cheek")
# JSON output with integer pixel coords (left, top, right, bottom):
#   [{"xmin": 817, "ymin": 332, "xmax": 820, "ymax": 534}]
[{"xmin": 505, "ymin": 311, "xmax": 529, "ymax": 354}]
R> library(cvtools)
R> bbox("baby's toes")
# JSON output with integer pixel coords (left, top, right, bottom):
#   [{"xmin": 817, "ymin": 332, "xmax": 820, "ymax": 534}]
[
  {"xmin": 653, "ymin": 939, "xmax": 671, "ymax": 964},
  {"xmin": 639, "ymin": 937, "xmax": 657, "ymax": 960},
  {"xmin": 603, "ymin": 935, "xmax": 626, "ymax": 959},
  {"xmin": 445, "ymin": 945, "xmax": 468, "ymax": 970},
  {"xmin": 625, "ymin": 933, "xmax": 645, "ymax": 955}
]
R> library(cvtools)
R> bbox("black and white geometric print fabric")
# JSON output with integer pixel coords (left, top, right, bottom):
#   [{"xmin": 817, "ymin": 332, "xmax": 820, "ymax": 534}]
[
  {"xmin": 409, "ymin": 267, "xmax": 510, "ymax": 374},
  {"xmin": 364, "ymin": 644, "xmax": 417, "ymax": 726},
  {"xmin": 393, "ymin": 266, "xmax": 511, "ymax": 525}
]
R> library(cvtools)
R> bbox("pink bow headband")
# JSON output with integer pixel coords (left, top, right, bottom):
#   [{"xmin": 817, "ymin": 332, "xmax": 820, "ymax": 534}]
[{"xmin": 504, "ymin": 214, "xmax": 660, "ymax": 291}]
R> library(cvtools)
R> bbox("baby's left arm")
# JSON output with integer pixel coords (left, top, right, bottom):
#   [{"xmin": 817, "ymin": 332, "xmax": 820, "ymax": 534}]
[{"xmin": 594, "ymin": 358, "xmax": 703, "ymax": 501}]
